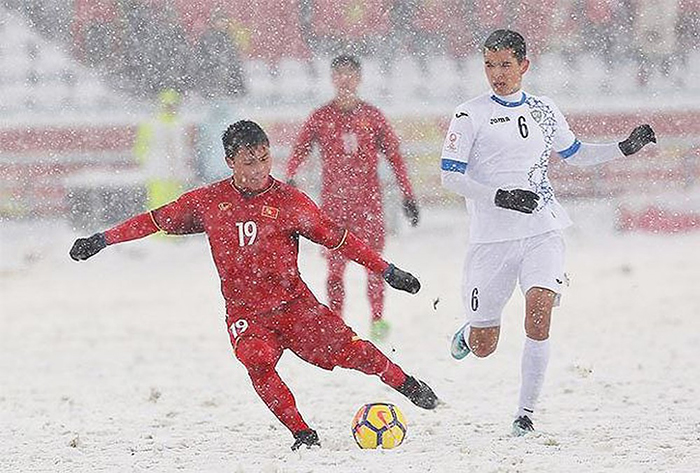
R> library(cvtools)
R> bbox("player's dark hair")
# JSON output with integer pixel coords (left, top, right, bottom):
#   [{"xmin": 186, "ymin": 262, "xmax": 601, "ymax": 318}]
[
  {"xmin": 331, "ymin": 54, "xmax": 361, "ymax": 71},
  {"xmin": 222, "ymin": 120, "xmax": 269, "ymax": 158},
  {"xmin": 483, "ymin": 29, "xmax": 527, "ymax": 62}
]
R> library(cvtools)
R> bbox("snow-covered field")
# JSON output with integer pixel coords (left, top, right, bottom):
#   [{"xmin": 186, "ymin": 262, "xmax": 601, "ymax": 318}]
[{"xmin": 1, "ymin": 202, "xmax": 699, "ymax": 472}]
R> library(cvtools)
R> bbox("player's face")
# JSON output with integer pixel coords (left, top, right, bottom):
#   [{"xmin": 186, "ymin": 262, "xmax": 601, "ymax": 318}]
[
  {"xmin": 331, "ymin": 64, "xmax": 361, "ymax": 97},
  {"xmin": 227, "ymin": 144, "xmax": 272, "ymax": 192},
  {"xmin": 483, "ymin": 48, "xmax": 529, "ymax": 96}
]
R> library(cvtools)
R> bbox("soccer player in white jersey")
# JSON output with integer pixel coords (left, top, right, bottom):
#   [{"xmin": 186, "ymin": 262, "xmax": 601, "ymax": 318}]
[{"xmin": 441, "ymin": 29, "xmax": 656, "ymax": 436}]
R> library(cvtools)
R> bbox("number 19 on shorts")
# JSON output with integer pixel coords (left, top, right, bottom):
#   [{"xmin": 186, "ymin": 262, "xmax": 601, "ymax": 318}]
[{"xmin": 229, "ymin": 319, "xmax": 249, "ymax": 338}]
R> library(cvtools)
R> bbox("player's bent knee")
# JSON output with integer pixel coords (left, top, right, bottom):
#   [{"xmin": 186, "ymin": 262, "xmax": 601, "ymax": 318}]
[
  {"xmin": 525, "ymin": 326, "xmax": 550, "ymax": 341},
  {"xmin": 235, "ymin": 337, "xmax": 280, "ymax": 372},
  {"xmin": 525, "ymin": 287, "xmax": 554, "ymax": 341},
  {"xmin": 469, "ymin": 326, "xmax": 500, "ymax": 358},
  {"xmin": 525, "ymin": 312, "xmax": 552, "ymax": 340},
  {"xmin": 469, "ymin": 336, "xmax": 498, "ymax": 357},
  {"xmin": 525, "ymin": 287, "xmax": 557, "ymax": 311},
  {"xmin": 471, "ymin": 343, "xmax": 497, "ymax": 358}
]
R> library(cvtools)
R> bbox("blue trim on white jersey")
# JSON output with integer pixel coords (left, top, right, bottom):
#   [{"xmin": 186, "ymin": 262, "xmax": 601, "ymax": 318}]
[
  {"xmin": 558, "ymin": 139, "xmax": 582, "ymax": 159},
  {"xmin": 441, "ymin": 158, "xmax": 468, "ymax": 173},
  {"xmin": 490, "ymin": 92, "xmax": 527, "ymax": 107}
]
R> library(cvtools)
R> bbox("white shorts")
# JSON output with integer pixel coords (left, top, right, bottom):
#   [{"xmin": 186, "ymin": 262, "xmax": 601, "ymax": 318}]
[{"xmin": 462, "ymin": 230, "xmax": 566, "ymax": 328}]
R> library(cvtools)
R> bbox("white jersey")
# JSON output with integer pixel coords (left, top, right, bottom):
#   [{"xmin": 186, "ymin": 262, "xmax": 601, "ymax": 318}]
[{"xmin": 441, "ymin": 90, "xmax": 582, "ymax": 243}]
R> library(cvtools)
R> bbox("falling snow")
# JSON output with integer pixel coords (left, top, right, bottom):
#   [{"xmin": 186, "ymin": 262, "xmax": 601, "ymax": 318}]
[{"xmin": 1, "ymin": 1, "xmax": 699, "ymax": 472}]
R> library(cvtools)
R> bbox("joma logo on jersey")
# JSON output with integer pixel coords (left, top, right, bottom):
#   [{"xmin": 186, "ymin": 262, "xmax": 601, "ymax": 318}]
[
  {"xmin": 489, "ymin": 116, "xmax": 511, "ymax": 125},
  {"xmin": 219, "ymin": 202, "xmax": 232, "ymax": 211},
  {"xmin": 261, "ymin": 205, "xmax": 279, "ymax": 219}
]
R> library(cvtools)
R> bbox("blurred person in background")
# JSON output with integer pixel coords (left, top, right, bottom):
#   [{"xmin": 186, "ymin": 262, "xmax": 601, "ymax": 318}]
[
  {"xmin": 580, "ymin": 0, "xmax": 617, "ymax": 92},
  {"xmin": 675, "ymin": 0, "xmax": 700, "ymax": 85},
  {"xmin": 446, "ymin": 0, "xmax": 480, "ymax": 91},
  {"xmin": 72, "ymin": 0, "xmax": 119, "ymax": 66},
  {"xmin": 285, "ymin": 55, "xmax": 420, "ymax": 342},
  {"xmin": 134, "ymin": 88, "xmax": 192, "ymax": 210},
  {"xmin": 195, "ymin": 10, "xmax": 246, "ymax": 98},
  {"xmin": 611, "ymin": 0, "xmax": 636, "ymax": 66},
  {"xmin": 550, "ymin": 0, "xmax": 583, "ymax": 83},
  {"xmin": 442, "ymin": 29, "xmax": 656, "ymax": 436},
  {"xmin": 118, "ymin": 0, "xmax": 167, "ymax": 96},
  {"xmin": 378, "ymin": 0, "xmax": 435, "ymax": 97},
  {"xmin": 149, "ymin": 6, "xmax": 193, "ymax": 93},
  {"xmin": 634, "ymin": 0, "xmax": 680, "ymax": 87}
]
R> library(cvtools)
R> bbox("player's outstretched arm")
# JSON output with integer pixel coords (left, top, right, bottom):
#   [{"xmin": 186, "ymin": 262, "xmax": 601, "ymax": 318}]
[
  {"xmin": 333, "ymin": 230, "xmax": 422, "ymax": 294},
  {"xmin": 383, "ymin": 264, "xmax": 421, "ymax": 294},
  {"xmin": 560, "ymin": 124, "xmax": 656, "ymax": 167},
  {"xmin": 69, "ymin": 190, "xmax": 204, "ymax": 262},
  {"xmin": 297, "ymin": 190, "xmax": 422, "ymax": 293},
  {"xmin": 70, "ymin": 233, "xmax": 107, "ymax": 261},
  {"xmin": 69, "ymin": 212, "xmax": 161, "ymax": 261},
  {"xmin": 618, "ymin": 124, "xmax": 656, "ymax": 156}
]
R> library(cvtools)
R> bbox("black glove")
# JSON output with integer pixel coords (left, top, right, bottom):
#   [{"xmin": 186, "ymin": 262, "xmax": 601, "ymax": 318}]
[
  {"xmin": 70, "ymin": 233, "xmax": 107, "ymax": 261},
  {"xmin": 618, "ymin": 124, "xmax": 656, "ymax": 156},
  {"xmin": 383, "ymin": 264, "xmax": 421, "ymax": 294},
  {"xmin": 494, "ymin": 189, "xmax": 540, "ymax": 214},
  {"xmin": 402, "ymin": 198, "xmax": 420, "ymax": 227}
]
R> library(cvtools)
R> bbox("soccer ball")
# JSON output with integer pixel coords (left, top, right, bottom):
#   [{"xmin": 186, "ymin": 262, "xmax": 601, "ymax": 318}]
[{"xmin": 351, "ymin": 403, "xmax": 407, "ymax": 449}]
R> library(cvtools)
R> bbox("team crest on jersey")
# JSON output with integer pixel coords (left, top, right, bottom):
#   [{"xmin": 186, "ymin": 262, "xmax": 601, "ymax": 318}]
[
  {"xmin": 261, "ymin": 205, "xmax": 279, "ymax": 219},
  {"xmin": 219, "ymin": 202, "xmax": 232, "ymax": 211},
  {"xmin": 530, "ymin": 109, "xmax": 543, "ymax": 123},
  {"xmin": 445, "ymin": 132, "xmax": 461, "ymax": 152}
]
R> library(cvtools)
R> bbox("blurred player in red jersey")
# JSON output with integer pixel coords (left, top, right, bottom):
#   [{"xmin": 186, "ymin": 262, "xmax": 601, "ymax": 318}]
[
  {"xmin": 286, "ymin": 55, "xmax": 420, "ymax": 342},
  {"xmin": 70, "ymin": 120, "xmax": 438, "ymax": 451}
]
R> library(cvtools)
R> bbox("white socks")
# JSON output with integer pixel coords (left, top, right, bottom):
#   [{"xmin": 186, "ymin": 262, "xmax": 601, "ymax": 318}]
[{"xmin": 517, "ymin": 337, "xmax": 550, "ymax": 419}]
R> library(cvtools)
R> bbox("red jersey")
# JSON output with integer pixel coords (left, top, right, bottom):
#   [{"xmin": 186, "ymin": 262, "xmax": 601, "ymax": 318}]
[
  {"xmin": 286, "ymin": 100, "xmax": 415, "ymax": 223},
  {"xmin": 103, "ymin": 177, "xmax": 388, "ymax": 324}
]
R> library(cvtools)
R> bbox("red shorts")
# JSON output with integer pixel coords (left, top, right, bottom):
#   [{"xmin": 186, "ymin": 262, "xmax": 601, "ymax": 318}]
[{"xmin": 226, "ymin": 296, "xmax": 359, "ymax": 370}]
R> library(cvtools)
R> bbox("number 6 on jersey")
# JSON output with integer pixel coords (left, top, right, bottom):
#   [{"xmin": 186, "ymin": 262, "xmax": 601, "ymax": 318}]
[{"xmin": 236, "ymin": 221, "xmax": 257, "ymax": 246}]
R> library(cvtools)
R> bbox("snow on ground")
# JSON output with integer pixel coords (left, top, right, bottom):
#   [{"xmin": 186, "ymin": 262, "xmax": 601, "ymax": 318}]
[{"xmin": 1, "ymin": 202, "xmax": 699, "ymax": 472}]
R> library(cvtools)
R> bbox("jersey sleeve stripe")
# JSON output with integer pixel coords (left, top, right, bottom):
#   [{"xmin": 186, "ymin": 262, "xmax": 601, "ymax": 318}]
[
  {"xmin": 441, "ymin": 158, "xmax": 468, "ymax": 173},
  {"xmin": 329, "ymin": 229, "xmax": 348, "ymax": 250},
  {"xmin": 558, "ymin": 139, "xmax": 582, "ymax": 159}
]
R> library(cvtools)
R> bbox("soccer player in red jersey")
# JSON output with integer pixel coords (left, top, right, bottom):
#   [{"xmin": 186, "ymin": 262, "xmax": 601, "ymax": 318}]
[
  {"xmin": 70, "ymin": 120, "xmax": 438, "ymax": 451},
  {"xmin": 286, "ymin": 54, "xmax": 420, "ymax": 341}
]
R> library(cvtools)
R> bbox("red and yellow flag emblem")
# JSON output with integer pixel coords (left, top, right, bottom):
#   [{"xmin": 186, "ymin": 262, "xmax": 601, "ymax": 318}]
[{"xmin": 261, "ymin": 205, "xmax": 279, "ymax": 219}]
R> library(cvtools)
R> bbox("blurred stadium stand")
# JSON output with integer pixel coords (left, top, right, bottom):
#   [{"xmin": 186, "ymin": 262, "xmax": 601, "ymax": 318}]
[{"xmin": 0, "ymin": 1, "xmax": 699, "ymax": 232}]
